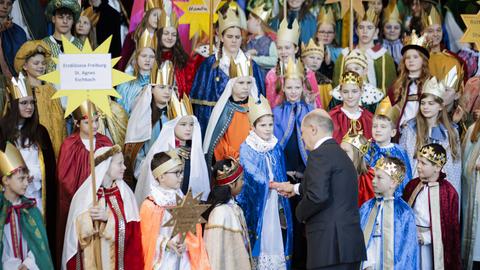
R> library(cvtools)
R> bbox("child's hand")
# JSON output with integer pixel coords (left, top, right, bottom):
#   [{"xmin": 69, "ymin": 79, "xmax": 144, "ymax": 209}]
[
  {"xmin": 89, "ymin": 206, "xmax": 108, "ymax": 222},
  {"xmin": 167, "ymin": 238, "xmax": 185, "ymax": 256},
  {"xmin": 247, "ymin": 49, "xmax": 257, "ymax": 56},
  {"xmin": 18, "ymin": 265, "xmax": 27, "ymax": 270},
  {"xmin": 452, "ymin": 106, "xmax": 464, "ymax": 123}
]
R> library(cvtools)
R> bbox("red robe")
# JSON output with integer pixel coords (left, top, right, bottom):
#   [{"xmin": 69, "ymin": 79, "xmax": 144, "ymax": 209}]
[
  {"xmin": 402, "ymin": 174, "xmax": 460, "ymax": 270},
  {"xmin": 55, "ymin": 133, "xmax": 112, "ymax": 266},
  {"xmin": 66, "ymin": 185, "xmax": 144, "ymax": 269},
  {"xmin": 329, "ymin": 105, "xmax": 373, "ymax": 143},
  {"xmin": 358, "ymin": 167, "xmax": 375, "ymax": 207},
  {"xmin": 160, "ymin": 50, "xmax": 204, "ymax": 97}
]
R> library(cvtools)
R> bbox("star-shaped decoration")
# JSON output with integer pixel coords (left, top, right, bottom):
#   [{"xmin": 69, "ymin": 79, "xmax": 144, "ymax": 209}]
[
  {"xmin": 460, "ymin": 11, "xmax": 480, "ymax": 50},
  {"xmin": 324, "ymin": 0, "xmax": 372, "ymax": 18},
  {"xmin": 164, "ymin": 189, "xmax": 210, "ymax": 242},
  {"xmin": 38, "ymin": 35, "xmax": 135, "ymax": 118},
  {"xmin": 175, "ymin": 0, "xmax": 226, "ymax": 39}
]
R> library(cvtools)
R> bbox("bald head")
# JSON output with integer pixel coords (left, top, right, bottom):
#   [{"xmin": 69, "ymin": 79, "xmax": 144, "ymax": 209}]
[{"xmin": 302, "ymin": 109, "xmax": 334, "ymax": 135}]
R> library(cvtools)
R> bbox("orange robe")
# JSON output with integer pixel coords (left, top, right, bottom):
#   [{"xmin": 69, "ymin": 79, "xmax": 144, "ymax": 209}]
[{"xmin": 213, "ymin": 109, "xmax": 250, "ymax": 161}]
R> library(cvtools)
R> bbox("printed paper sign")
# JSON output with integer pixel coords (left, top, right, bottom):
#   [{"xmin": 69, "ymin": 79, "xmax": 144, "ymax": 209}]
[{"xmin": 59, "ymin": 54, "xmax": 112, "ymax": 90}]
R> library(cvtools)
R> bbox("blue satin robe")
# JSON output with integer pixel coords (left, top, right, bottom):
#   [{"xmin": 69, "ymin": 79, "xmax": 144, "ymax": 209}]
[
  {"xmin": 273, "ymin": 101, "xmax": 313, "ymax": 166},
  {"xmin": 237, "ymin": 143, "xmax": 293, "ymax": 269},
  {"xmin": 364, "ymin": 142, "xmax": 413, "ymax": 197},
  {"xmin": 2, "ymin": 24, "xmax": 27, "ymax": 77},
  {"xmin": 189, "ymin": 55, "xmax": 266, "ymax": 136},
  {"xmin": 359, "ymin": 197, "xmax": 419, "ymax": 269},
  {"xmin": 116, "ymin": 73, "xmax": 150, "ymax": 115}
]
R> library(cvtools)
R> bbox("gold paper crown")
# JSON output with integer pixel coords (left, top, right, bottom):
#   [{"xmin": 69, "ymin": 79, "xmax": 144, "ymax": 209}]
[
  {"xmin": 317, "ymin": 7, "xmax": 336, "ymax": 26},
  {"xmin": 248, "ymin": 95, "xmax": 272, "ymax": 125},
  {"xmin": 375, "ymin": 97, "xmax": 400, "ymax": 124},
  {"xmin": 357, "ymin": 6, "xmax": 379, "ymax": 26},
  {"xmin": 218, "ymin": 8, "xmax": 242, "ymax": 34},
  {"xmin": 340, "ymin": 71, "xmax": 363, "ymax": 87},
  {"xmin": 216, "ymin": 157, "xmax": 243, "ymax": 186},
  {"xmin": 402, "ymin": 30, "xmax": 430, "ymax": 50},
  {"xmin": 423, "ymin": 6, "xmax": 442, "ymax": 28},
  {"xmin": 285, "ymin": 58, "xmax": 305, "ymax": 80},
  {"xmin": 145, "ymin": 0, "xmax": 163, "ymax": 11},
  {"xmin": 72, "ymin": 101, "xmax": 98, "ymax": 120},
  {"xmin": 8, "ymin": 73, "xmax": 33, "ymax": 100},
  {"xmin": 137, "ymin": 29, "xmax": 157, "ymax": 50},
  {"xmin": 342, "ymin": 133, "xmax": 369, "ymax": 156},
  {"xmin": 344, "ymin": 49, "xmax": 368, "ymax": 70},
  {"xmin": 152, "ymin": 149, "xmax": 184, "ymax": 179},
  {"xmin": 229, "ymin": 57, "xmax": 253, "ymax": 78},
  {"xmin": 151, "ymin": 61, "xmax": 175, "ymax": 86},
  {"xmin": 382, "ymin": 0, "xmax": 402, "ymax": 24},
  {"xmin": 442, "ymin": 66, "xmax": 459, "ymax": 90},
  {"xmin": 422, "ymin": 76, "xmax": 446, "ymax": 100},
  {"xmin": 0, "ymin": 142, "xmax": 26, "ymax": 177},
  {"xmin": 301, "ymin": 39, "xmax": 325, "ymax": 58},
  {"xmin": 375, "ymin": 157, "xmax": 405, "ymax": 184},
  {"xmin": 159, "ymin": 11, "xmax": 178, "ymax": 29},
  {"xmin": 250, "ymin": 3, "xmax": 271, "ymax": 23},
  {"xmin": 168, "ymin": 92, "xmax": 193, "ymax": 119},
  {"xmin": 277, "ymin": 18, "xmax": 300, "ymax": 45},
  {"xmin": 417, "ymin": 144, "xmax": 447, "ymax": 166}
]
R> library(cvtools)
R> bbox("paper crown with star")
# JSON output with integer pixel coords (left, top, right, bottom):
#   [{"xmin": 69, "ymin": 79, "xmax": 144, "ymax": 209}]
[
  {"xmin": 278, "ymin": 18, "xmax": 300, "ymax": 45},
  {"xmin": 422, "ymin": 76, "xmax": 446, "ymax": 100},
  {"xmin": 151, "ymin": 60, "xmax": 175, "ymax": 86},
  {"xmin": 382, "ymin": 0, "xmax": 402, "ymax": 24},
  {"xmin": 145, "ymin": 0, "xmax": 163, "ymax": 11},
  {"xmin": 344, "ymin": 49, "xmax": 368, "ymax": 70},
  {"xmin": 375, "ymin": 97, "xmax": 400, "ymax": 124},
  {"xmin": 342, "ymin": 132, "xmax": 370, "ymax": 156},
  {"xmin": 375, "ymin": 157, "xmax": 406, "ymax": 184},
  {"xmin": 417, "ymin": 143, "xmax": 447, "ymax": 166},
  {"xmin": 340, "ymin": 71, "xmax": 363, "ymax": 87},
  {"xmin": 317, "ymin": 6, "xmax": 336, "ymax": 26},
  {"xmin": 284, "ymin": 58, "xmax": 305, "ymax": 80},
  {"xmin": 357, "ymin": 6, "xmax": 379, "ymax": 26},
  {"xmin": 8, "ymin": 73, "xmax": 32, "ymax": 100},
  {"xmin": 72, "ymin": 101, "xmax": 99, "ymax": 120},
  {"xmin": 137, "ymin": 29, "xmax": 157, "ymax": 51},
  {"xmin": 248, "ymin": 95, "xmax": 272, "ymax": 125},
  {"xmin": 159, "ymin": 11, "xmax": 178, "ymax": 29},
  {"xmin": 152, "ymin": 149, "xmax": 184, "ymax": 179},
  {"xmin": 168, "ymin": 92, "xmax": 193, "ymax": 119},
  {"xmin": 0, "ymin": 142, "xmax": 27, "ymax": 177},
  {"xmin": 250, "ymin": 3, "xmax": 271, "ymax": 23},
  {"xmin": 218, "ymin": 8, "xmax": 242, "ymax": 34},
  {"xmin": 229, "ymin": 57, "xmax": 253, "ymax": 78},
  {"xmin": 401, "ymin": 30, "xmax": 430, "ymax": 58},
  {"xmin": 215, "ymin": 157, "xmax": 244, "ymax": 186},
  {"xmin": 301, "ymin": 39, "xmax": 325, "ymax": 58},
  {"xmin": 422, "ymin": 5, "xmax": 442, "ymax": 28}
]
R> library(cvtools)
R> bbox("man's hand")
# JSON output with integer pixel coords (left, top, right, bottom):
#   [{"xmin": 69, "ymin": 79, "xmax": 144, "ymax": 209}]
[
  {"xmin": 270, "ymin": 181, "xmax": 296, "ymax": 198},
  {"xmin": 167, "ymin": 238, "xmax": 185, "ymax": 256}
]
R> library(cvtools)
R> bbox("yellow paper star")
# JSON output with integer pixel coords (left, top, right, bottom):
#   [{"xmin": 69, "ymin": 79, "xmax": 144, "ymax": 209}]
[
  {"xmin": 38, "ymin": 35, "xmax": 135, "ymax": 118},
  {"xmin": 175, "ymin": 0, "xmax": 225, "ymax": 39},
  {"xmin": 324, "ymin": 0, "xmax": 371, "ymax": 18},
  {"xmin": 164, "ymin": 189, "xmax": 210, "ymax": 242},
  {"xmin": 461, "ymin": 11, "xmax": 480, "ymax": 50}
]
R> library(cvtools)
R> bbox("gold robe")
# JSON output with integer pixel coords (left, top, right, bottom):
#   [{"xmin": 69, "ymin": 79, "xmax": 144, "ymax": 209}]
[{"xmin": 429, "ymin": 50, "xmax": 465, "ymax": 92}]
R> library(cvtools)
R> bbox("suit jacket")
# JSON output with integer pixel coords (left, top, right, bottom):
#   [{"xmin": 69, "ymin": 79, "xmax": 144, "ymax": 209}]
[{"xmin": 296, "ymin": 138, "xmax": 366, "ymax": 268}]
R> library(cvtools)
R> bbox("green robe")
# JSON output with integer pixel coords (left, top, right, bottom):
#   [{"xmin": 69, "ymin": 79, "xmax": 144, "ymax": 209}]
[
  {"xmin": 42, "ymin": 35, "xmax": 83, "ymax": 73},
  {"xmin": 0, "ymin": 193, "xmax": 53, "ymax": 270}
]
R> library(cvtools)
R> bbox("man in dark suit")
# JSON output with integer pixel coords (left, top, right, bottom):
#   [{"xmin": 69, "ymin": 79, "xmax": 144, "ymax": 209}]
[{"xmin": 272, "ymin": 109, "xmax": 366, "ymax": 270}]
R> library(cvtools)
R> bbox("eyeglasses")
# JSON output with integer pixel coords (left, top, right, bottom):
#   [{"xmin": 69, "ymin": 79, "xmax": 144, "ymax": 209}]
[
  {"xmin": 18, "ymin": 100, "xmax": 36, "ymax": 106},
  {"xmin": 318, "ymin": 31, "xmax": 335, "ymax": 35},
  {"xmin": 165, "ymin": 170, "xmax": 184, "ymax": 177}
]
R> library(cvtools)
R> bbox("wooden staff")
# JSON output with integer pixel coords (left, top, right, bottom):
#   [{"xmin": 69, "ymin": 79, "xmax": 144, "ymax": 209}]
[
  {"xmin": 283, "ymin": 0, "xmax": 287, "ymax": 19},
  {"xmin": 209, "ymin": 0, "xmax": 214, "ymax": 54},
  {"xmin": 349, "ymin": 0, "xmax": 354, "ymax": 50}
]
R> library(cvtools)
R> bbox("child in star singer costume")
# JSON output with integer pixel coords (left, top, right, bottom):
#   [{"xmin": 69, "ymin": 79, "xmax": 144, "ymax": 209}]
[
  {"xmin": 204, "ymin": 158, "xmax": 252, "ymax": 270},
  {"xmin": 139, "ymin": 150, "xmax": 210, "ymax": 270},
  {"xmin": 237, "ymin": 95, "xmax": 293, "ymax": 269},
  {"xmin": 402, "ymin": 144, "xmax": 460, "ymax": 270},
  {"xmin": 364, "ymin": 98, "xmax": 412, "ymax": 196},
  {"xmin": 360, "ymin": 156, "xmax": 419, "ymax": 269},
  {"xmin": 62, "ymin": 145, "xmax": 143, "ymax": 269},
  {"xmin": 0, "ymin": 142, "xmax": 54, "ymax": 269}
]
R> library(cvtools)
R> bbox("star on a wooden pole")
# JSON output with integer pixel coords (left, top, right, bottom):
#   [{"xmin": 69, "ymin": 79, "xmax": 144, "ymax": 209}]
[
  {"xmin": 460, "ymin": 11, "xmax": 480, "ymax": 50},
  {"xmin": 164, "ymin": 189, "xmax": 210, "ymax": 242}
]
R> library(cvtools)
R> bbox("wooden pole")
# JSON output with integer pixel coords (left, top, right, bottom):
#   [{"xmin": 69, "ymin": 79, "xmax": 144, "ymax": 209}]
[
  {"xmin": 349, "ymin": 0, "xmax": 354, "ymax": 50},
  {"xmin": 283, "ymin": 0, "xmax": 287, "ymax": 19},
  {"xmin": 209, "ymin": 0, "xmax": 214, "ymax": 55}
]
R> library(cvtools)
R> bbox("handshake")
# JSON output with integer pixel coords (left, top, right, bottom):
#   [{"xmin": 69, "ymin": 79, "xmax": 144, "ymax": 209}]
[{"xmin": 269, "ymin": 181, "xmax": 297, "ymax": 198}]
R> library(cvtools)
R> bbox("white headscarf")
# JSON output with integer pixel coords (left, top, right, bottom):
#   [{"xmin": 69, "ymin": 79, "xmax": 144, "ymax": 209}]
[
  {"xmin": 62, "ymin": 146, "xmax": 140, "ymax": 269},
  {"xmin": 202, "ymin": 76, "xmax": 259, "ymax": 153},
  {"xmin": 134, "ymin": 115, "xmax": 210, "ymax": 205},
  {"xmin": 125, "ymin": 84, "xmax": 153, "ymax": 143}
]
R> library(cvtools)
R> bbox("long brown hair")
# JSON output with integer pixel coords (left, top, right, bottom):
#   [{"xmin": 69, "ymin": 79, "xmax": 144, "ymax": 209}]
[
  {"xmin": 156, "ymin": 27, "xmax": 189, "ymax": 69},
  {"xmin": 469, "ymin": 116, "xmax": 480, "ymax": 143},
  {"xmin": 415, "ymin": 93, "xmax": 460, "ymax": 160},
  {"xmin": 391, "ymin": 49, "xmax": 430, "ymax": 103},
  {"xmin": 133, "ymin": 8, "xmax": 160, "ymax": 42}
]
